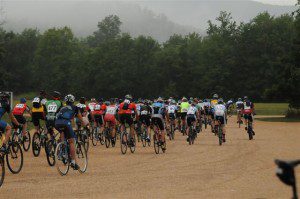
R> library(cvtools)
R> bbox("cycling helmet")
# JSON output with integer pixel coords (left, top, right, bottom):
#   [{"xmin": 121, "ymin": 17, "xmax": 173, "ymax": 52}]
[
  {"xmin": 157, "ymin": 97, "xmax": 163, "ymax": 102},
  {"xmin": 125, "ymin": 94, "xmax": 132, "ymax": 100},
  {"xmin": 244, "ymin": 96, "xmax": 248, "ymax": 100},
  {"xmin": 182, "ymin": 97, "xmax": 187, "ymax": 102},
  {"xmin": 218, "ymin": 98, "xmax": 224, "ymax": 104},
  {"xmin": 91, "ymin": 98, "xmax": 96, "ymax": 102},
  {"xmin": 53, "ymin": 91, "xmax": 61, "ymax": 99},
  {"xmin": 105, "ymin": 101, "xmax": 110, "ymax": 106},
  {"xmin": 79, "ymin": 97, "xmax": 86, "ymax": 104},
  {"xmin": 213, "ymin": 94, "xmax": 218, "ymax": 99},
  {"xmin": 65, "ymin": 94, "xmax": 75, "ymax": 103},
  {"xmin": 20, "ymin": 98, "xmax": 26, "ymax": 103},
  {"xmin": 238, "ymin": 98, "xmax": 242, "ymax": 101}
]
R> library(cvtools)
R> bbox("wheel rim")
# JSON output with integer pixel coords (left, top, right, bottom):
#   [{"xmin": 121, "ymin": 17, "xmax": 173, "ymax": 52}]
[
  {"xmin": 6, "ymin": 142, "xmax": 23, "ymax": 174},
  {"xmin": 76, "ymin": 142, "xmax": 88, "ymax": 173},
  {"xmin": 55, "ymin": 142, "xmax": 69, "ymax": 176}
]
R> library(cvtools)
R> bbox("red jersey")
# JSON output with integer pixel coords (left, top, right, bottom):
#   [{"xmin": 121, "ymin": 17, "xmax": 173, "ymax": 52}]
[
  {"xmin": 93, "ymin": 103, "xmax": 107, "ymax": 115},
  {"xmin": 118, "ymin": 102, "xmax": 136, "ymax": 114},
  {"xmin": 13, "ymin": 103, "xmax": 28, "ymax": 115}
]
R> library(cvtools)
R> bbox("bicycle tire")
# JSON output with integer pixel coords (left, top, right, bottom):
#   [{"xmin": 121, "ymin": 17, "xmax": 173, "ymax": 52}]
[
  {"xmin": 45, "ymin": 140, "xmax": 56, "ymax": 167},
  {"xmin": 141, "ymin": 129, "xmax": 147, "ymax": 147},
  {"xmin": 6, "ymin": 142, "xmax": 23, "ymax": 174},
  {"xmin": 153, "ymin": 134, "xmax": 159, "ymax": 154},
  {"xmin": 99, "ymin": 131, "xmax": 105, "ymax": 145},
  {"xmin": 76, "ymin": 142, "xmax": 88, "ymax": 173},
  {"xmin": 129, "ymin": 135, "xmax": 136, "ymax": 153},
  {"xmin": 22, "ymin": 130, "xmax": 31, "ymax": 152},
  {"xmin": 81, "ymin": 133, "xmax": 89, "ymax": 152},
  {"xmin": 55, "ymin": 142, "xmax": 70, "ymax": 176},
  {"xmin": 0, "ymin": 157, "xmax": 5, "ymax": 187},
  {"xmin": 32, "ymin": 132, "xmax": 41, "ymax": 157},
  {"xmin": 120, "ymin": 132, "xmax": 127, "ymax": 154},
  {"xmin": 91, "ymin": 129, "xmax": 98, "ymax": 146},
  {"xmin": 248, "ymin": 125, "xmax": 253, "ymax": 140},
  {"xmin": 218, "ymin": 127, "xmax": 223, "ymax": 146}
]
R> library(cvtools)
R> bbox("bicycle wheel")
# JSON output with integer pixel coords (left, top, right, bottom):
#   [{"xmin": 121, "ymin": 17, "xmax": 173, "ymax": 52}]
[
  {"xmin": 120, "ymin": 132, "xmax": 127, "ymax": 154},
  {"xmin": 162, "ymin": 139, "xmax": 166, "ymax": 153},
  {"xmin": 55, "ymin": 142, "xmax": 70, "ymax": 176},
  {"xmin": 141, "ymin": 130, "xmax": 147, "ymax": 147},
  {"xmin": 188, "ymin": 128, "xmax": 193, "ymax": 145},
  {"xmin": 99, "ymin": 131, "xmax": 105, "ymax": 145},
  {"xmin": 91, "ymin": 129, "xmax": 98, "ymax": 146},
  {"xmin": 0, "ymin": 157, "xmax": 5, "ymax": 187},
  {"xmin": 32, "ymin": 132, "xmax": 41, "ymax": 157},
  {"xmin": 248, "ymin": 125, "xmax": 253, "ymax": 140},
  {"xmin": 153, "ymin": 133, "xmax": 159, "ymax": 154},
  {"xmin": 218, "ymin": 127, "xmax": 223, "ymax": 146},
  {"xmin": 129, "ymin": 136, "xmax": 136, "ymax": 153},
  {"xmin": 80, "ymin": 131, "xmax": 89, "ymax": 153},
  {"xmin": 104, "ymin": 130, "xmax": 110, "ymax": 148},
  {"xmin": 6, "ymin": 142, "xmax": 23, "ymax": 174},
  {"xmin": 22, "ymin": 130, "xmax": 31, "ymax": 152},
  {"xmin": 45, "ymin": 140, "xmax": 56, "ymax": 167},
  {"xmin": 76, "ymin": 142, "xmax": 88, "ymax": 173}
]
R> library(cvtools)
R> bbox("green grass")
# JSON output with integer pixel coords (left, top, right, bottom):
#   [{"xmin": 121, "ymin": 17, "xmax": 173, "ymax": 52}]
[
  {"xmin": 254, "ymin": 103, "xmax": 289, "ymax": 115},
  {"xmin": 256, "ymin": 117, "xmax": 300, "ymax": 122}
]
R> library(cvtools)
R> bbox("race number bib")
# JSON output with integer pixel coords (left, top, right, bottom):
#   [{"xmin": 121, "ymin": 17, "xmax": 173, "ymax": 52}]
[
  {"xmin": 106, "ymin": 107, "xmax": 116, "ymax": 115},
  {"xmin": 16, "ymin": 104, "xmax": 25, "ymax": 108},
  {"xmin": 47, "ymin": 103, "xmax": 58, "ymax": 113}
]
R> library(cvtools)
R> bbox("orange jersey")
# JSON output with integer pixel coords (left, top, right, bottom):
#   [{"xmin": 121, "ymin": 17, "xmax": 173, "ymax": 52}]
[{"xmin": 118, "ymin": 102, "xmax": 136, "ymax": 114}]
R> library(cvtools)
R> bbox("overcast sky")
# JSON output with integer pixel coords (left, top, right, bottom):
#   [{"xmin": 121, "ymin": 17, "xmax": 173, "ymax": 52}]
[{"xmin": 3, "ymin": 0, "xmax": 298, "ymax": 5}]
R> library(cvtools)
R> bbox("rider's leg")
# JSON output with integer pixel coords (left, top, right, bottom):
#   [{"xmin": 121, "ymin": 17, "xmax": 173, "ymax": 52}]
[{"xmin": 2, "ymin": 123, "xmax": 12, "ymax": 146}]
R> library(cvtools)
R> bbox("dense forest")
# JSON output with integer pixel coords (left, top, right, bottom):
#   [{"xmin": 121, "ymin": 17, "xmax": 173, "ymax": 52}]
[{"xmin": 0, "ymin": 4, "xmax": 299, "ymax": 112}]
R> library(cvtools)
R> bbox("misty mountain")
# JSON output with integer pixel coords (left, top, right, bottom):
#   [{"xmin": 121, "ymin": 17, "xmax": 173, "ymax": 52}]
[{"xmin": 1, "ymin": 1, "xmax": 296, "ymax": 42}]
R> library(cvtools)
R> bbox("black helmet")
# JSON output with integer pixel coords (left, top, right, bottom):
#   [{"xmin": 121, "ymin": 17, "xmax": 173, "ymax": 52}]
[{"xmin": 53, "ymin": 91, "xmax": 61, "ymax": 99}]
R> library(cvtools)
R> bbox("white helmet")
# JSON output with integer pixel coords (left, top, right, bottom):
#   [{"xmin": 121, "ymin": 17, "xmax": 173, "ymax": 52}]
[{"xmin": 65, "ymin": 94, "xmax": 75, "ymax": 103}]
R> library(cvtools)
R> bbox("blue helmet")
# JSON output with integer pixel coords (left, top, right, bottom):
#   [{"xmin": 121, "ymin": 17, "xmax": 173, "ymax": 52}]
[{"xmin": 20, "ymin": 98, "xmax": 26, "ymax": 103}]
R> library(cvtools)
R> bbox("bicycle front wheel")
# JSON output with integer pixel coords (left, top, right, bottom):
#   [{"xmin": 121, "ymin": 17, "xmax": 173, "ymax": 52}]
[
  {"xmin": 120, "ymin": 132, "xmax": 127, "ymax": 154},
  {"xmin": 55, "ymin": 142, "xmax": 70, "ymax": 176},
  {"xmin": 6, "ymin": 142, "xmax": 23, "ymax": 174},
  {"xmin": 76, "ymin": 142, "xmax": 88, "ymax": 173},
  {"xmin": 0, "ymin": 157, "xmax": 5, "ymax": 187},
  {"xmin": 22, "ymin": 130, "xmax": 31, "ymax": 152}
]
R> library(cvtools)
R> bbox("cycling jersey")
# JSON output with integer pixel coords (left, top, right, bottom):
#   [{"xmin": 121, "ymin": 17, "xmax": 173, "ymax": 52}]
[
  {"xmin": 93, "ymin": 103, "xmax": 106, "ymax": 115},
  {"xmin": 214, "ymin": 104, "xmax": 226, "ymax": 117},
  {"xmin": 0, "ymin": 99, "xmax": 11, "ymax": 131},
  {"xmin": 236, "ymin": 101, "xmax": 244, "ymax": 110},
  {"xmin": 56, "ymin": 104, "xmax": 79, "ymax": 120},
  {"xmin": 180, "ymin": 102, "xmax": 190, "ymax": 113},
  {"xmin": 167, "ymin": 105, "xmax": 177, "ymax": 114},
  {"xmin": 140, "ymin": 104, "xmax": 152, "ymax": 116},
  {"xmin": 45, "ymin": 100, "xmax": 62, "ymax": 120},
  {"xmin": 152, "ymin": 102, "xmax": 164, "ymax": 118},
  {"xmin": 12, "ymin": 103, "xmax": 30, "ymax": 115},
  {"xmin": 210, "ymin": 99, "xmax": 218, "ymax": 108},
  {"xmin": 118, "ymin": 101, "xmax": 136, "ymax": 115},
  {"xmin": 32, "ymin": 97, "xmax": 46, "ymax": 113},
  {"xmin": 243, "ymin": 101, "xmax": 254, "ymax": 114}
]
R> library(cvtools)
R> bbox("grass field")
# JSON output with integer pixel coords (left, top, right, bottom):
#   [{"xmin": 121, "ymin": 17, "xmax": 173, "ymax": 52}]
[
  {"xmin": 254, "ymin": 103, "xmax": 288, "ymax": 115},
  {"xmin": 256, "ymin": 117, "xmax": 300, "ymax": 122}
]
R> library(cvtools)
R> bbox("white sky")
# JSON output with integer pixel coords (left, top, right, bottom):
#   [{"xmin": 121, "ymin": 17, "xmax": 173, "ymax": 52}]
[{"xmin": 3, "ymin": 0, "xmax": 298, "ymax": 6}]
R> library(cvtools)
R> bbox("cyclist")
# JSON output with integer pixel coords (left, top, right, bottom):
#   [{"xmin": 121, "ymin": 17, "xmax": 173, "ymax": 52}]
[
  {"xmin": 243, "ymin": 96, "xmax": 255, "ymax": 135},
  {"xmin": 186, "ymin": 101, "xmax": 200, "ymax": 142},
  {"xmin": 226, "ymin": 98, "xmax": 234, "ymax": 115},
  {"xmin": 12, "ymin": 98, "xmax": 31, "ymax": 137},
  {"xmin": 151, "ymin": 97, "xmax": 166, "ymax": 150},
  {"xmin": 31, "ymin": 90, "xmax": 47, "ymax": 135},
  {"xmin": 45, "ymin": 91, "xmax": 63, "ymax": 138},
  {"xmin": 214, "ymin": 98, "xmax": 227, "ymax": 142},
  {"xmin": 87, "ymin": 98, "xmax": 97, "ymax": 123},
  {"xmin": 139, "ymin": 100, "xmax": 152, "ymax": 142},
  {"xmin": 55, "ymin": 94, "xmax": 86, "ymax": 170},
  {"xmin": 236, "ymin": 98, "xmax": 244, "ymax": 124},
  {"xmin": 210, "ymin": 94, "xmax": 219, "ymax": 132},
  {"xmin": 104, "ymin": 98, "xmax": 118, "ymax": 146},
  {"xmin": 166, "ymin": 99, "xmax": 177, "ymax": 136},
  {"xmin": 0, "ymin": 92, "xmax": 22, "ymax": 153},
  {"xmin": 92, "ymin": 98, "xmax": 106, "ymax": 134},
  {"xmin": 180, "ymin": 97, "xmax": 190, "ymax": 132},
  {"xmin": 118, "ymin": 94, "xmax": 138, "ymax": 146},
  {"xmin": 76, "ymin": 97, "xmax": 91, "ymax": 129}
]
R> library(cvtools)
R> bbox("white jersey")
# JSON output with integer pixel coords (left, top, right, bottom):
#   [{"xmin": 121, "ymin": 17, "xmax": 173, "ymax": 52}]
[
  {"xmin": 105, "ymin": 105, "xmax": 118, "ymax": 115},
  {"xmin": 214, "ymin": 104, "xmax": 226, "ymax": 117},
  {"xmin": 187, "ymin": 106, "xmax": 198, "ymax": 115},
  {"xmin": 236, "ymin": 101, "xmax": 244, "ymax": 109},
  {"xmin": 167, "ymin": 105, "xmax": 177, "ymax": 114},
  {"xmin": 203, "ymin": 101, "xmax": 211, "ymax": 108},
  {"xmin": 88, "ymin": 102, "xmax": 96, "ymax": 111}
]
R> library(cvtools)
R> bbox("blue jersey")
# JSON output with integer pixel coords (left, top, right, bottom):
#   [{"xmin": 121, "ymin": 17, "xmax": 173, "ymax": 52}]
[
  {"xmin": 56, "ymin": 104, "xmax": 79, "ymax": 121},
  {"xmin": 152, "ymin": 102, "xmax": 164, "ymax": 116},
  {"xmin": 0, "ymin": 99, "xmax": 11, "ymax": 119}
]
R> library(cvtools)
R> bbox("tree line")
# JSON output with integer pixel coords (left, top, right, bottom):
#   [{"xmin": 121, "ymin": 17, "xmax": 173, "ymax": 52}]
[{"xmin": 0, "ymin": 8, "xmax": 299, "ymax": 110}]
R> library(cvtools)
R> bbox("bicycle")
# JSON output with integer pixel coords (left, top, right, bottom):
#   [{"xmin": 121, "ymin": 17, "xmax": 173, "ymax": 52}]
[
  {"xmin": 0, "ymin": 131, "xmax": 24, "ymax": 187},
  {"xmin": 54, "ymin": 139, "xmax": 87, "ymax": 176},
  {"xmin": 188, "ymin": 122, "xmax": 197, "ymax": 145},
  {"xmin": 32, "ymin": 126, "xmax": 47, "ymax": 157},
  {"xmin": 237, "ymin": 110, "xmax": 243, "ymax": 128},
  {"xmin": 12, "ymin": 124, "xmax": 31, "ymax": 152},
  {"xmin": 103, "ymin": 121, "xmax": 116, "ymax": 148},
  {"xmin": 120, "ymin": 123, "xmax": 136, "ymax": 154},
  {"xmin": 75, "ymin": 124, "xmax": 90, "ymax": 152},
  {"xmin": 215, "ymin": 119, "xmax": 224, "ymax": 146},
  {"xmin": 153, "ymin": 122, "xmax": 166, "ymax": 154},
  {"xmin": 275, "ymin": 159, "xmax": 300, "ymax": 199},
  {"xmin": 140, "ymin": 123, "xmax": 150, "ymax": 147},
  {"xmin": 167, "ymin": 118, "xmax": 175, "ymax": 141},
  {"xmin": 245, "ymin": 114, "xmax": 254, "ymax": 140},
  {"xmin": 91, "ymin": 126, "xmax": 104, "ymax": 146}
]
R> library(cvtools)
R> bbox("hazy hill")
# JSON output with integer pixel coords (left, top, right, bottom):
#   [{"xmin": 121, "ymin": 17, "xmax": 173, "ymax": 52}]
[{"xmin": 1, "ymin": 1, "xmax": 296, "ymax": 41}]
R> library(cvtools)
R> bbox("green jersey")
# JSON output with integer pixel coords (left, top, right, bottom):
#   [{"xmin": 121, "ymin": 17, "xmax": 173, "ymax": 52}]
[
  {"xmin": 45, "ymin": 100, "xmax": 62, "ymax": 120},
  {"xmin": 180, "ymin": 102, "xmax": 190, "ymax": 113}
]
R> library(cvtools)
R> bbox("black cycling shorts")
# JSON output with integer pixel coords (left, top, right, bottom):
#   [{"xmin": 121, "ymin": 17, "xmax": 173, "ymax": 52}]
[
  {"xmin": 94, "ymin": 114, "xmax": 104, "ymax": 126},
  {"xmin": 151, "ymin": 117, "xmax": 164, "ymax": 130},
  {"xmin": 168, "ymin": 113, "xmax": 176, "ymax": 120},
  {"xmin": 140, "ymin": 115, "xmax": 151, "ymax": 127},
  {"xmin": 32, "ymin": 112, "xmax": 44, "ymax": 127},
  {"xmin": 215, "ymin": 116, "xmax": 225, "ymax": 125},
  {"xmin": 14, "ymin": 115, "xmax": 26, "ymax": 125},
  {"xmin": 119, "ymin": 114, "xmax": 133, "ymax": 126},
  {"xmin": 180, "ymin": 112, "xmax": 187, "ymax": 120},
  {"xmin": 243, "ymin": 114, "xmax": 253, "ymax": 122},
  {"xmin": 187, "ymin": 115, "xmax": 196, "ymax": 126}
]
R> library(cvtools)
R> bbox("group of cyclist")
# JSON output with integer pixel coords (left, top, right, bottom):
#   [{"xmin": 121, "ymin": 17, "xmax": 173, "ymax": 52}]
[{"xmin": 0, "ymin": 90, "xmax": 255, "ymax": 169}]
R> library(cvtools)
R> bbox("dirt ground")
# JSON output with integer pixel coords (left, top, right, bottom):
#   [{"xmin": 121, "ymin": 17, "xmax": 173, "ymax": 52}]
[{"xmin": 1, "ymin": 117, "xmax": 300, "ymax": 199}]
